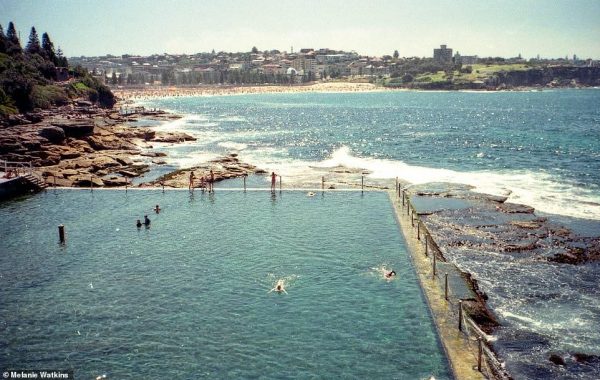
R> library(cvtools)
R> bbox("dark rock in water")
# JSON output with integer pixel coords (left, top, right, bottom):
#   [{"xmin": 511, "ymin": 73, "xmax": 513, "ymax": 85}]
[
  {"xmin": 39, "ymin": 126, "xmax": 66, "ymax": 144},
  {"xmin": 140, "ymin": 151, "xmax": 167, "ymax": 158},
  {"xmin": 255, "ymin": 169, "xmax": 267, "ymax": 174},
  {"xmin": 572, "ymin": 352, "xmax": 600, "ymax": 364},
  {"xmin": 497, "ymin": 202, "xmax": 535, "ymax": 214},
  {"xmin": 549, "ymin": 354, "xmax": 566, "ymax": 366}
]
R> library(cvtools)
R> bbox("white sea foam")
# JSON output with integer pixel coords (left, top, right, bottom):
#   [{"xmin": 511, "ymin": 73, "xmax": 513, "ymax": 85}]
[
  {"xmin": 218, "ymin": 141, "xmax": 248, "ymax": 151},
  {"xmin": 311, "ymin": 146, "xmax": 600, "ymax": 220},
  {"xmin": 153, "ymin": 114, "xmax": 211, "ymax": 132}
]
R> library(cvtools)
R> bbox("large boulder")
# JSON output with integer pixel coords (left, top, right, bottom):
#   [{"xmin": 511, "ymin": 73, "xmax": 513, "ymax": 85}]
[
  {"xmin": 72, "ymin": 175, "xmax": 104, "ymax": 187},
  {"xmin": 51, "ymin": 120, "xmax": 95, "ymax": 138},
  {"xmin": 85, "ymin": 134, "xmax": 138, "ymax": 150},
  {"xmin": 39, "ymin": 126, "xmax": 66, "ymax": 144},
  {"xmin": 91, "ymin": 156, "xmax": 120, "ymax": 171},
  {"xmin": 152, "ymin": 132, "xmax": 196, "ymax": 143}
]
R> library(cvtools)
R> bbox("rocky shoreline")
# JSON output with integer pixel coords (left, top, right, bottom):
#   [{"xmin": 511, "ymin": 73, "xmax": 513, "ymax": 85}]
[{"xmin": 0, "ymin": 101, "xmax": 264, "ymax": 188}]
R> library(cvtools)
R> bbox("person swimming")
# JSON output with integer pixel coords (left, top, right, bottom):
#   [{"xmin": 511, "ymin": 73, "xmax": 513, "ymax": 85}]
[
  {"xmin": 269, "ymin": 279, "xmax": 287, "ymax": 294},
  {"xmin": 144, "ymin": 215, "xmax": 151, "ymax": 226},
  {"xmin": 385, "ymin": 270, "xmax": 397, "ymax": 278},
  {"xmin": 136, "ymin": 219, "xmax": 142, "ymax": 228},
  {"xmin": 154, "ymin": 204, "xmax": 161, "ymax": 213}
]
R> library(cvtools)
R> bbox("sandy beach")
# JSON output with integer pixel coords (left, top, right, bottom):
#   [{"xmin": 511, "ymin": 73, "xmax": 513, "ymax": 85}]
[{"xmin": 113, "ymin": 81, "xmax": 390, "ymax": 100}]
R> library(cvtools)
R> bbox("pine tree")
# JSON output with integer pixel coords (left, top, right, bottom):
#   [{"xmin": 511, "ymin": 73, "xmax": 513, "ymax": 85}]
[
  {"xmin": 26, "ymin": 26, "xmax": 42, "ymax": 55},
  {"xmin": 41, "ymin": 32, "xmax": 56, "ymax": 62},
  {"xmin": 0, "ymin": 24, "xmax": 7, "ymax": 54},
  {"xmin": 56, "ymin": 46, "xmax": 68, "ymax": 67},
  {"xmin": 393, "ymin": 50, "xmax": 399, "ymax": 59},
  {"xmin": 6, "ymin": 22, "xmax": 22, "ymax": 55}
]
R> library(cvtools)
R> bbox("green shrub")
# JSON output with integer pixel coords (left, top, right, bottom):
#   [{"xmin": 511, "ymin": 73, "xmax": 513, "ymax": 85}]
[{"xmin": 30, "ymin": 84, "xmax": 69, "ymax": 109}]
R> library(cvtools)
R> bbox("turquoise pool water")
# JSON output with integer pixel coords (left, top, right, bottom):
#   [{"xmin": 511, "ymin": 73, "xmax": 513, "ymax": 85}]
[{"xmin": 0, "ymin": 190, "xmax": 451, "ymax": 379}]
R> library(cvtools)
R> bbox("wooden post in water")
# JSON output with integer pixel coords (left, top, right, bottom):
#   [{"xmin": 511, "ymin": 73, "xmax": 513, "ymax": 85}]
[
  {"xmin": 477, "ymin": 337, "xmax": 483, "ymax": 372},
  {"xmin": 322, "ymin": 176, "xmax": 325, "ymax": 190},
  {"xmin": 361, "ymin": 175, "xmax": 364, "ymax": 192},
  {"xmin": 279, "ymin": 175, "xmax": 282, "ymax": 192},
  {"xmin": 90, "ymin": 175, "xmax": 93, "ymax": 192},
  {"xmin": 445, "ymin": 273, "xmax": 449, "ymax": 300},
  {"xmin": 395, "ymin": 177, "xmax": 398, "ymax": 194},
  {"xmin": 53, "ymin": 175, "xmax": 57, "ymax": 188},
  {"xmin": 432, "ymin": 253, "xmax": 437, "ymax": 279},
  {"xmin": 243, "ymin": 175, "xmax": 246, "ymax": 191},
  {"xmin": 417, "ymin": 221, "xmax": 420, "ymax": 240},
  {"xmin": 58, "ymin": 224, "xmax": 65, "ymax": 243},
  {"xmin": 425, "ymin": 236, "xmax": 429, "ymax": 256},
  {"xmin": 458, "ymin": 300, "xmax": 463, "ymax": 332},
  {"xmin": 125, "ymin": 177, "xmax": 128, "ymax": 193}
]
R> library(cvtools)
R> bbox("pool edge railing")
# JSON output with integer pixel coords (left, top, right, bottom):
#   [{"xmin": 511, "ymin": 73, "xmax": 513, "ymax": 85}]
[{"xmin": 397, "ymin": 185, "xmax": 511, "ymax": 380}]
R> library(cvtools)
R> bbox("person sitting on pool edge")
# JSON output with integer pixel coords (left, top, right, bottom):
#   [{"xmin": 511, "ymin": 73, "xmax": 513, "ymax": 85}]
[{"xmin": 385, "ymin": 270, "xmax": 396, "ymax": 278}]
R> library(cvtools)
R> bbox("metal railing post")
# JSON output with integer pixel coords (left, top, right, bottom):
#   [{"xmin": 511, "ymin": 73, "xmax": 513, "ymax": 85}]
[
  {"xmin": 477, "ymin": 337, "xmax": 483, "ymax": 372},
  {"xmin": 458, "ymin": 300, "xmax": 463, "ymax": 332},
  {"xmin": 445, "ymin": 273, "xmax": 449, "ymax": 300}
]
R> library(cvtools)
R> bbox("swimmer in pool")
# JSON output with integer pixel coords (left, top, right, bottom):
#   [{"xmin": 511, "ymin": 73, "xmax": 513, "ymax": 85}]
[
  {"xmin": 385, "ymin": 270, "xmax": 397, "ymax": 279},
  {"xmin": 269, "ymin": 279, "xmax": 288, "ymax": 294}
]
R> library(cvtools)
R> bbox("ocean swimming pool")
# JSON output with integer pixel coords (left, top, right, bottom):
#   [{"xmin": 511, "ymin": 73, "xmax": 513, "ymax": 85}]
[{"xmin": 0, "ymin": 190, "xmax": 451, "ymax": 379}]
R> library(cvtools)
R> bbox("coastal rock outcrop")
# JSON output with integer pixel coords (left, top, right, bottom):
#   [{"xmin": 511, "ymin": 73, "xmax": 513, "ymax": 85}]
[
  {"xmin": 51, "ymin": 119, "xmax": 95, "ymax": 137},
  {"xmin": 145, "ymin": 154, "xmax": 260, "ymax": 188}
]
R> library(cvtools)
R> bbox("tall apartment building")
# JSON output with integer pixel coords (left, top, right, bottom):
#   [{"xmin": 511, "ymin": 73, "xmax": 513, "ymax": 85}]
[{"xmin": 433, "ymin": 44, "xmax": 453, "ymax": 64}]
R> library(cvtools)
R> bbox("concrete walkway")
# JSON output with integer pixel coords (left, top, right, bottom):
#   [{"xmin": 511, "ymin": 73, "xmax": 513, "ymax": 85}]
[{"xmin": 388, "ymin": 191, "xmax": 486, "ymax": 380}]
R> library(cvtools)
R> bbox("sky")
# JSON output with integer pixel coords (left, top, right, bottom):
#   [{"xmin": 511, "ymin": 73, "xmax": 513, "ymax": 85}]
[{"xmin": 2, "ymin": 0, "xmax": 600, "ymax": 59}]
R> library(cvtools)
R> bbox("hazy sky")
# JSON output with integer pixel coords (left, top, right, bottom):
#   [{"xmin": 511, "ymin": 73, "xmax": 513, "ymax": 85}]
[{"xmin": 2, "ymin": 0, "xmax": 599, "ymax": 58}]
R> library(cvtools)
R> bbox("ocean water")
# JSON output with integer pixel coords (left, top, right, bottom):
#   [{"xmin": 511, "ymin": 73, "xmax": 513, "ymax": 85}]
[
  {"xmin": 133, "ymin": 89, "xmax": 600, "ymax": 379},
  {"xmin": 0, "ymin": 190, "xmax": 451, "ymax": 379},
  {"xmin": 137, "ymin": 89, "xmax": 600, "ymax": 220}
]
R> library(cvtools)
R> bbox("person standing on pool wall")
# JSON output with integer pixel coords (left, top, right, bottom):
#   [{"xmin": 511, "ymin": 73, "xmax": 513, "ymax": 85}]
[
  {"xmin": 209, "ymin": 169, "xmax": 215, "ymax": 192},
  {"xmin": 271, "ymin": 171, "xmax": 277, "ymax": 192},
  {"xmin": 189, "ymin": 171, "xmax": 196, "ymax": 189}
]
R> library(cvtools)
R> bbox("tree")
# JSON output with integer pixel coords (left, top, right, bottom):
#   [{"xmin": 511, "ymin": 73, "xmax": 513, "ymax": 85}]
[
  {"xmin": 402, "ymin": 73, "xmax": 414, "ymax": 83},
  {"xmin": 251, "ymin": 46, "xmax": 258, "ymax": 54},
  {"xmin": 393, "ymin": 50, "xmax": 399, "ymax": 59},
  {"xmin": 55, "ymin": 47, "xmax": 68, "ymax": 67},
  {"xmin": 6, "ymin": 22, "xmax": 22, "ymax": 55},
  {"xmin": 26, "ymin": 27, "xmax": 42, "ymax": 55},
  {"xmin": 41, "ymin": 32, "xmax": 56, "ymax": 62},
  {"xmin": 0, "ymin": 24, "xmax": 7, "ymax": 54}
]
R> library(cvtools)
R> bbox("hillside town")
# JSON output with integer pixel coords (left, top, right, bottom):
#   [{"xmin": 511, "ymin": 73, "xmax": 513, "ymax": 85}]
[{"xmin": 69, "ymin": 45, "xmax": 599, "ymax": 88}]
